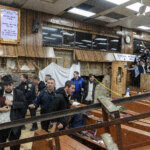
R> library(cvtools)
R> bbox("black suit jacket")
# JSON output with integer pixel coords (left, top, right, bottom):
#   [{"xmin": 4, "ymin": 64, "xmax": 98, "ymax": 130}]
[
  {"xmin": 82, "ymin": 80, "xmax": 97, "ymax": 102},
  {"xmin": 10, "ymin": 88, "xmax": 26, "ymax": 121},
  {"xmin": 138, "ymin": 65, "xmax": 144, "ymax": 74}
]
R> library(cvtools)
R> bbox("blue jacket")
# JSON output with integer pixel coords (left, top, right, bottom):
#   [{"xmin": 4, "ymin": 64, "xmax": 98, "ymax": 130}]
[
  {"xmin": 71, "ymin": 77, "xmax": 84, "ymax": 92},
  {"xmin": 33, "ymin": 88, "xmax": 55, "ymax": 114},
  {"xmin": 69, "ymin": 113, "xmax": 85, "ymax": 128}
]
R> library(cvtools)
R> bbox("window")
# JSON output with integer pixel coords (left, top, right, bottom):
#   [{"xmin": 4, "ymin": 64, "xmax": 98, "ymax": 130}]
[
  {"xmin": 42, "ymin": 26, "xmax": 62, "ymax": 46},
  {"xmin": 42, "ymin": 25, "xmax": 121, "ymax": 52},
  {"xmin": 108, "ymin": 37, "xmax": 121, "ymax": 52},
  {"xmin": 93, "ymin": 35, "xmax": 108, "ymax": 51},
  {"xmin": 62, "ymin": 29, "xmax": 75, "ymax": 47},
  {"xmin": 75, "ymin": 31, "xmax": 92, "ymax": 49},
  {"xmin": 133, "ymin": 39, "xmax": 150, "ymax": 54}
]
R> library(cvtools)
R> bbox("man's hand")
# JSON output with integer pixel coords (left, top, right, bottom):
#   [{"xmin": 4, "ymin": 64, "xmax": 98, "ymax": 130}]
[
  {"xmin": 51, "ymin": 123, "xmax": 57, "ymax": 133},
  {"xmin": 0, "ymin": 106, "xmax": 10, "ymax": 112},
  {"xmin": 57, "ymin": 123, "xmax": 63, "ymax": 129},
  {"xmin": 5, "ymin": 99, "xmax": 13, "ymax": 106},
  {"xmin": 70, "ymin": 100, "xmax": 74, "ymax": 105},
  {"xmin": 29, "ymin": 104, "xmax": 35, "ymax": 109}
]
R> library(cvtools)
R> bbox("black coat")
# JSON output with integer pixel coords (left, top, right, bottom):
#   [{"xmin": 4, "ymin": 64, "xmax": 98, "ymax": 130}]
[
  {"xmin": 82, "ymin": 80, "xmax": 97, "ymax": 102},
  {"xmin": 17, "ymin": 80, "xmax": 36, "ymax": 104},
  {"xmin": 38, "ymin": 81, "xmax": 46, "ymax": 92},
  {"xmin": 138, "ymin": 65, "xmax": 145, "ymax": 74},
  {"xmin": 10, "ymin": 88, "xmax": 26, "ymax": 121},
  {"xmin": 33, "ymin": 88, "xmax": 55, "ymax": 114},
  {"xmin": 49, "ymin": 87, "xmax": 71, "ymax": 128}
]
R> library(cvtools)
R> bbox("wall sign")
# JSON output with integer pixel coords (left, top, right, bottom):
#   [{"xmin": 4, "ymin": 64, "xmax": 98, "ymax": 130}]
[
  {"xmin": 0, "ymin": 5, "xmax": 20, "ymax": 44},
  {"xmin": 114, "ymin": 53, "xmax": 136, "ymax": 62}
]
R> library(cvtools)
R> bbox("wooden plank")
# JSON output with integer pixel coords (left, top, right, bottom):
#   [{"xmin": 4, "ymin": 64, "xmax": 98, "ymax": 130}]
[
  {"xmin": 140, "ymin": 74, "xmax": 150, "ymax": 91},
  {"xmin": 26, "ymin": 10, "xmax": 36, "ymax": 57}
]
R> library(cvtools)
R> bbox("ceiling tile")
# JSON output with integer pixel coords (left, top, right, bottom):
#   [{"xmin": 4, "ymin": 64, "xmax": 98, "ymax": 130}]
[
  {"xmin": 96, "ymin": 16, "xmax": 118, "ymax": 23},
  {"xmin": 85, "ymin": 0, "xmax": 117, "ymax": 13},
  {"xmin": 105, "ymin": 12, "xmax": 126, "ymax": 19},
  {"xmin": 77, "ymin": 3, "xmax": 94, "ymax": 10}
]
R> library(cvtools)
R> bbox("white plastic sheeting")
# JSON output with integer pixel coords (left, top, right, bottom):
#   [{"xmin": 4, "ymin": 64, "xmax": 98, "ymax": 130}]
[{"xmin": 39, "ymin": 62, "xmax": 80, "ymax": 89}]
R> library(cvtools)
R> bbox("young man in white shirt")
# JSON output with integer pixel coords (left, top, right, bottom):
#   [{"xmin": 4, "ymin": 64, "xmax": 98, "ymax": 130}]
[{"xmin": 82, "ymin": 74, "xmax": 97, "ymax": 105}]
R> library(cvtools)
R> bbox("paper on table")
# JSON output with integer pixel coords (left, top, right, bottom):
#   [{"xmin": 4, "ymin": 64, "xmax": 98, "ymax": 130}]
[{"xmin": 72, "ymin": 101, "xmax": 80, "ymax": 106}]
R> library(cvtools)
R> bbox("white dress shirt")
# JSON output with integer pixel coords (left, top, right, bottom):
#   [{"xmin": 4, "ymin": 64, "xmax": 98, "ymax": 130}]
[
  {"xmin": 85, "ymin": 82, "xmax": 93, "ymax": 101},
  {"xmin": 0, "ymin": 91, "xmax": 13, "ymax": 124}
]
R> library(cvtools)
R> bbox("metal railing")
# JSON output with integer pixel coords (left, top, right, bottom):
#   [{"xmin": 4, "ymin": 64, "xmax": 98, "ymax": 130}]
[{"xmin": 0, "ymin": 92, "xmax": 150, "ymax": 149}]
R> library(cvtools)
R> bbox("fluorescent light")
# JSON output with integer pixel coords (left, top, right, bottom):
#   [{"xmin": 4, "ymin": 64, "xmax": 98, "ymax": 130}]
[
  {"xmin": 111, "ymin": 40, "xmax": 119, "ymax": 42},
  {"xmin": 111, "ymin": 48, "xmax": 117, "ymax": 51},
  {"xmin": 98, "ymin": 43, "xmax": 108, "ymax": 45},
  {"xmin": 43, "ymin": 32, "xmax": 48, "ymax": 35},
  {"xmin": 42, "ymin": 26, "xmax": 57, "ymax": 31},
  {"xmin": 51, "ymin": 34, "xmax": 62, "ymax": 38},
  {"xmin": 68, "ymin": 8, "xmax": 95, "ymax": 17},
  {"xmin": 82, "ymin": 40, "xmax": 92, "ymax": 43},
  {"xmin": 44, "ymin": 37, "xmax": 56, "ymax": 40},
  {"xmin": 87, "ymin": 44, "xmax": 92, "ymax": 46},
  {"xmin": 78, "ymin": 45, "xmax": 87, "ymax": 48},
  {"xmin": 95, "ymin": 38, "xmax": 107, "ymax": 41},
  {"xmin": 75, "ymin": 42, "xmax": 83, "ymax": 44},
  {"xmin": 137, "ymin": 26, "xmax": 150, "ymax": 30},
  {"xmin": 62, "ymin": 44, "xmax": 70, "ymax": 47},
  {"xmin": 106, "ymin": 0, "xmax": 129, "ymax": 5},
  {"xmin": 63, "ymin": 32, "xmax": 74, "ymax": 36},
  {"xmin": 126, "ymin": 2, "xmax": 150, "ymax": 13}
]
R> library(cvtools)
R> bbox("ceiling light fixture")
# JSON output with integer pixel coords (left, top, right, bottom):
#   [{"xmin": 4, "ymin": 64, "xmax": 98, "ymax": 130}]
[
  {"xmin": 51, "ymin": 34, "xmax": 62, "ymax": 38},
  {"xmin": 68, "ymin": 8, "xmax": 95, "ymax": 17},
  {"xmin": 126, "ymin": 2, "xmax": 150, "ymax": 13},
  {"xmin": 137, "ymin": 26, "xmax": 150, "ymax": 30},
  {"xmin": 43, "ymin": 32, "xmax": 48, "ymax": 35},
  {"xmin": 44, "ymin": 37, "xmax": 56, "ymax": 40},
  {"xmin": 82, "ymin": 40, "xmax": 92, "ymax": 43},
  {"xmin": 95, "ymin": 38, "xmax": 107, "ymax": 41},
  {"xmin": 106, "ymin": 0, "xmax": 129, "ymax": 5}
]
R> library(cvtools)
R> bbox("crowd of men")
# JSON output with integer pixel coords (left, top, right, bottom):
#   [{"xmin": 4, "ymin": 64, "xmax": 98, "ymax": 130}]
[
  {"xmin": 0, "ymin": 71, "xmax": 97, "ymax": 150},
  {"xmin": 128, "ymin": 48, "xmax": 150, "ymax": 87}
]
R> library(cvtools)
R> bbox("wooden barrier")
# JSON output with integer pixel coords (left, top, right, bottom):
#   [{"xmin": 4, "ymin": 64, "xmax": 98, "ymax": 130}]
[
  {"xmin": 140, "ymin": 74, "xmax": 150, "ymax": 91},
  {"xmin": 32, "ymin": 130, "xmax": 92, "ymax": 150},
  {"xmin": 111, "ymin": 61, "xmax": 127, "ymax": 99}
]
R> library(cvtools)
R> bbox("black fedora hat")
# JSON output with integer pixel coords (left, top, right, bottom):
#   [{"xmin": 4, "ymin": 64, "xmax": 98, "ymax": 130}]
[{"xmin": 1, "ymin": 75, "xmax": 14, "ymax": 85}]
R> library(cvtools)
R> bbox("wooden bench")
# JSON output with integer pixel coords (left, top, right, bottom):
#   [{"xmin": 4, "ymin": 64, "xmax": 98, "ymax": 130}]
[{"xmin": 32, "ymin": 130, "xmax": 92, "ymax": 150}]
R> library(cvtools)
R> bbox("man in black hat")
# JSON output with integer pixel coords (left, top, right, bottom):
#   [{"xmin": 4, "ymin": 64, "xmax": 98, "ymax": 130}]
[
  {"xmin": 17, "ymin": 74, "xmax": 38, "ymax": 131},
  {"xmin": 0, "ymin": 75, "xmax": 26, "ymax": 150},
  {"xmin": 82, "ymin": 74, "xmax": 97, "ymax": 105}
]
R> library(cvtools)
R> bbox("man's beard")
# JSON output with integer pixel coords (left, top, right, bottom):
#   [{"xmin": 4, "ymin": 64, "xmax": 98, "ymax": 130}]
[{"xmin": 5, "ymin": 90, "xmax": 12, "ymax": 94}]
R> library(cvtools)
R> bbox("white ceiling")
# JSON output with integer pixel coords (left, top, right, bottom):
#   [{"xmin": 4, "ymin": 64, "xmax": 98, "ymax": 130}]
[
  {"xmin": 22, "ymin": 0, "xmax": 86, "ymax": 15},
  {"xmin": 1, "ymin": 0, "xmax": 150, "ymax": 32},
  {"xmin": 0, "ymin": 0, "xmax": 85, "ymax": 15}
]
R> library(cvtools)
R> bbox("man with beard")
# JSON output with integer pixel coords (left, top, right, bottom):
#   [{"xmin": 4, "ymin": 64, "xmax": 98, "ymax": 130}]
[{"xmin": 0, "ymin": 75, "xmax": 25, "ymax": 150}]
